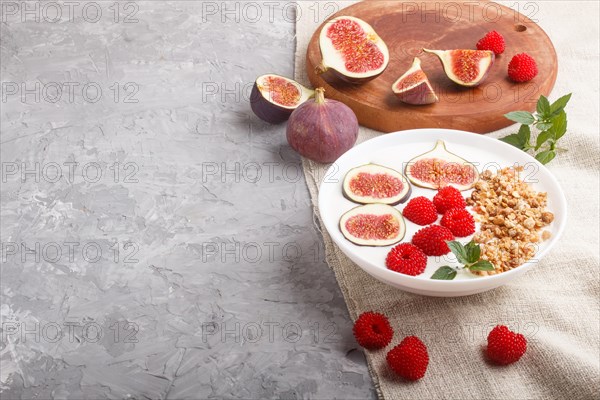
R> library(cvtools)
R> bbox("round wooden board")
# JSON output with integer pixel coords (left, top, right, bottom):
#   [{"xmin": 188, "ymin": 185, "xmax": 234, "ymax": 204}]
[{"xmin": 306, "ymin": 1, "xmax": 558, "ymax": 133}]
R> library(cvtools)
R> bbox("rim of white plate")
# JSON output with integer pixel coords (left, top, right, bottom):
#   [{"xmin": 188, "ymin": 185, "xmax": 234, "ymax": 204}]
[{"xmin": 318, "ymin": 129, "xmax": 568, "ymax": 292}]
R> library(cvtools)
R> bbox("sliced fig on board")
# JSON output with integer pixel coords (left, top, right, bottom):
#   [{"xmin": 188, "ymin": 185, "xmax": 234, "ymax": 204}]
[
  {"xmin": 339, "ymin": 204, "xmax": 406, "ymax": 246},
  {"xmin": 423, "ymin": 49, "xmax": 494, "ymax": 87},
  {"xmin": 392, "ymin": 57, "xmax": 438, "ymax": 105},
  {"xmin": 405, "ymin": 140, "xmax": 479, "ymax": 190},
  {"xmin": 251, "ymin": 74, "xmax": 315, "ymax": 123},
  {"xmin": 316, "ymin": 16, "xmax": 389, "ymax": 83},
  {"xmin": 343, "ymin": 164, "xmax": 411, "ymax": 205}
]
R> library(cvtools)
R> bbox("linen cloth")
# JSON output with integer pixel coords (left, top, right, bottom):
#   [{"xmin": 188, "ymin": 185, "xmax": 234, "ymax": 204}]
[{"xmin": 294, "ymin": 1, "xmax": 600, "ymax": 398}]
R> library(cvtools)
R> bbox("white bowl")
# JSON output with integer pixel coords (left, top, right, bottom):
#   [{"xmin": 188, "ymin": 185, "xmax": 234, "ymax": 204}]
[{"xmin": 318, "ymin": 129, "xmax": 567, "ymax": 297}]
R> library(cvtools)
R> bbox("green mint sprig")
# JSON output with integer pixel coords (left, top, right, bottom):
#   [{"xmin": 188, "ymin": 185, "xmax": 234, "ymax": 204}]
[
  {"xmin": 430, "ymin": 240, "xmax": 495, "ymax": 280},
  {"xmin": 499, "ymin": 93, "xmax": 572, "ymax": 165}
]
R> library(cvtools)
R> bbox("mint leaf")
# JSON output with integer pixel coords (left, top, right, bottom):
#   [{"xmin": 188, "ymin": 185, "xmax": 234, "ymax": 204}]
[
  {"xmin": 504, "ymin": 111, "xmax": 535, "ymax": 125},
  {"xmin": 464, "ymin": 241, "xmax": 481, "ymax": 264},
  {"xmin": 500, "ymin": 133, "xmax": 526, "ymax": 149},
  {"xmin": 535, "ymin": 150, "xmax": 556, "ymax": 164},
  {"xmin": 536, "ymin": 95, "xmax": 551, "ymax": 118},
  {"xmin": 431, "ymin": 266, "xmax": 457, "ymax": 280},
  {"xmin": 504, "ymin": 93, "xmax": 570, "ymax": 166},
  {"xmin": 535, "ymin": 130, "xmax": 552, "ymax": 150},
  {"xmin": 550, "ymin": 111, "xmax": 567, "ymax": 140},
  {"xmin": 446, "ymin": 240, "xmax": 469, "ymax": 264},
  {"xmin": 535, "ymin": 121, "xmax": 553, "ymax": 131},
  {"xmin": 501, "ymin": 125, "xmax": 530, "ymax": 150},
  {"xmin": 518, "ymin": 124, "xmax": 531, "ymax": 145},
  {"xmin": 550, "ymin": 93, "xmax": 572, "ymax": 116},
  {"xmin": 468, "ymin": 260, "xmax": 495, "ymax": 271}
]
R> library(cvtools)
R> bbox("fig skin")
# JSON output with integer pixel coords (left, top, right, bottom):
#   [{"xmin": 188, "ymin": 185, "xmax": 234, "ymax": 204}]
[
  {"xmin": 392, "ymin": 58, "xmax": 438, "ymax": 105},
  {"xmin": 316, "ymin": 16, "xmax": 390, "ymax": 84},
  {"xmin": 338, "ymin": 204, "xmax": 406, "ymax": 247},
  {"xmin": 286, "ymin": 88, "xmax": 358, "ymax": 163},
  {"xmin": 250, "ymin": 74, "xmax": 315, "ymax": 124},
  {"xmin": 250, "ymin": 82, "xmax": 291, "ymax": 124},
  {"xmin": 342, "ymin": 164, "xmax": 412, "ymax": 205},
  {"xmin": 405, "ymin": 140, "xmax": 479, "ymax": 190},
  {"xmin": 315, "ymin": 62, "xmax": 385, "ymax": 85},
  {"xmin": 395, "ymin": 80, "xmax": 437, "ymax": 105},
  {"xmin": 423, "ymin": 49, "xmax": 495, "ymax": 87},
  {"xmin": 342, "ymin": 183, "xmax": 412, "ymax": 206}
]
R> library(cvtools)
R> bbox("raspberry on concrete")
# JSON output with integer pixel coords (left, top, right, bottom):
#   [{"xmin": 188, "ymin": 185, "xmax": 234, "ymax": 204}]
[{"xmin": 353, "ymin": 312, "xmax": 394, "ymax": 350}]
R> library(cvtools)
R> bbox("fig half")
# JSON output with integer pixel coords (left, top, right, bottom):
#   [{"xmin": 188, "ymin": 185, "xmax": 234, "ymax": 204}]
[
  {"xmin": 392, "ymin": 57, "xmax": 438, "ymax": 105},
  {"xmin": 316, "ymin": 16, "xmax": 389, "ymax": 83},
  {"xmin": 405, "ymin": 140, "xmax": 479, "ymax": 190},
  {"xmin": 251, "ymin": 74, "xmax": 315, "ymax": 123},
  {"xmin": 339, "ymin": 204, "xmax": 406, "ymax": 247},
  {"xmin": 343, "ymin": 164, "xmax": 411, "ymax": 205},
  {"xmin": 423, "ymin": 49, "xmax": 494, "ymax": 87}
]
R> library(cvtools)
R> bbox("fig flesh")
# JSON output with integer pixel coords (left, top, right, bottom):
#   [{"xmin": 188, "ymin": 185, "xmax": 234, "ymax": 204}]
[
  {"xmin": 339, "ymin": 204, "xmax": 406, "ymax": 246},
  {"xmin": 286, "ymin": 87, "xmax": 358, "ymax": 163},
  {"xmin": 343, "ymin": 164, "xmax": 411, "ymax": 205},
  {"xmin": 317, "ymin": 16, "xmax": 389, "ymax": 83},
  {"xmin": 251, "ymin": 74, "xmax": 315, "ymax": 123},
  {"xmin": 405, "ymin": 140, "xmax": 479, "ymax": 190},
  {"xmin": 423, "ymin": 49, "xmax": 494, "ymax": 87},
  {"xmin": 392, "ymin": 57, "xmax": 438, "ymax": 105}
]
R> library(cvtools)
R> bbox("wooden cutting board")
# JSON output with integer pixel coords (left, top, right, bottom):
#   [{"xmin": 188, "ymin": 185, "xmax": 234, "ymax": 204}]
[{"xmin": 306, "ymin": 1, "xmax": 557, "ymax": 133}]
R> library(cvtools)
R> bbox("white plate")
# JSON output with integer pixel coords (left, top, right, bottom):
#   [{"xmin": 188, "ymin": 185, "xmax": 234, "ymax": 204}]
[{"xmin": 318, "ymin": 129, "xmax": 567, "ymax": 297}]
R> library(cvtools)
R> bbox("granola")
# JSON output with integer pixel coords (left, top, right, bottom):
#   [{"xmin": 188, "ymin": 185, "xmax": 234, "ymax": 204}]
[{"xmin": 466, "ymin": 166, "xmax": 554, "ymax": 275}]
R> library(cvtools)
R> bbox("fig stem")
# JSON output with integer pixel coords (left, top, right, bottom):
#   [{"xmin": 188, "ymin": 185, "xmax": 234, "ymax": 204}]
[
  {"xmin": 315, "ymin": 61, "xmax": 328, "ymax": 75},
  {"xmin": 314, "ymin": 88, "xmax": 326, "ymax": 104}
]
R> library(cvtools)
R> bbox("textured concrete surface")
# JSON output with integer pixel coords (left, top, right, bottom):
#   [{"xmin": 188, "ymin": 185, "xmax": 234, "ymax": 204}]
[{"xmin": 0, "ymin": 2, "xmax": 375, "ymax": 398}]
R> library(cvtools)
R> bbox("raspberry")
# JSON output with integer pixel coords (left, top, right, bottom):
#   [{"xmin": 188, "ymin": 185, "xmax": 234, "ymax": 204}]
[
  {"xmin": 433, "ymin": 186, "xmax": 466, "ymax": 214},
  {"xmin": 386, "ymin": 243, "xmax": 427, "ymax": 276},
  {"xmin": 441, "ymin": 208, "xmax": 476, "ymax": 237},
  {"xmin": 353, "ymin": 312, "xmax": 394, "ymax": 349},
  {"xmin": 402, "ymin": 196, "xmax": 438, "ymax": 225},
  {"xmin": 386, "ymin": 336, "xmax": 429, "ymax": 381},
  {"xmin": 508, "ymin": 53, "xmax": 538, "ymax": 83},
  {"xmin": 476, "ymin": 30, "xmax": 505, "ymax": 55},
  {"xmin": 486, "ymin": 325, "xmax": 527, "ymax": 365},
  {"xmin": 411, "ymin": 225, "xmax": 454, "ymax": 256}
]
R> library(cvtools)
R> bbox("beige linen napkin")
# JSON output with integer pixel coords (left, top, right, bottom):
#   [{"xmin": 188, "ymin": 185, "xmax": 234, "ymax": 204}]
[{"xmin": 294, "ymin": 1, "xmax": 600, "ymax": 398}]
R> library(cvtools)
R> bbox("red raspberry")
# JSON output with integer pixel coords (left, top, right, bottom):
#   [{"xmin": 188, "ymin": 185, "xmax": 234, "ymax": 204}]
[
  {"xmin": 402, "ymin": 196, "xmax": 438, "ymax": 225},
  {"xmin": 433, "ymin": 186, "xmax": 466, "ymax": 214},
  {"xmin": 353, "ymin": 312, "xmax": 394, "ymax": 350},
  {"xmin": 441, "ymin": 208, "xmax": 476, "ymax": 237},
  {"xmin": 508, "ymin": 53, "xmax": 538, "ymax": 82},
  {"xmin": 476, "ymin": 30, "xmax": 505, "ymax": 55},
  {"xmin": 411, "ymin": 225, "xmax": 454, "ymax": 256},
  {"xmin": 487, "ymin": 325, "xmax": 527, "ymax": 365},
  {"xmin": 385, "ymin": 243, "xmax": 427, "ymax": 276},
  {"xmin": 386, "ymin": 336, "xmax": 429, "ymax": 381}
]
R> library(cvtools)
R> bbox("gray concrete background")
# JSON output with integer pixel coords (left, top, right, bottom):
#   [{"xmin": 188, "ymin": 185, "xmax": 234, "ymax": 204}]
[{"xmin": 0, "ymin": 1, "xmax": 375, "ymax": 398}]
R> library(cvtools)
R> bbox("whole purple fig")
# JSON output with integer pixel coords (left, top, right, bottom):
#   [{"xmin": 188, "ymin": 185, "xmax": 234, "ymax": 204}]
[{"xmin": 286, "ymin": 88, "xmax": 358, "ymax": 163}]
